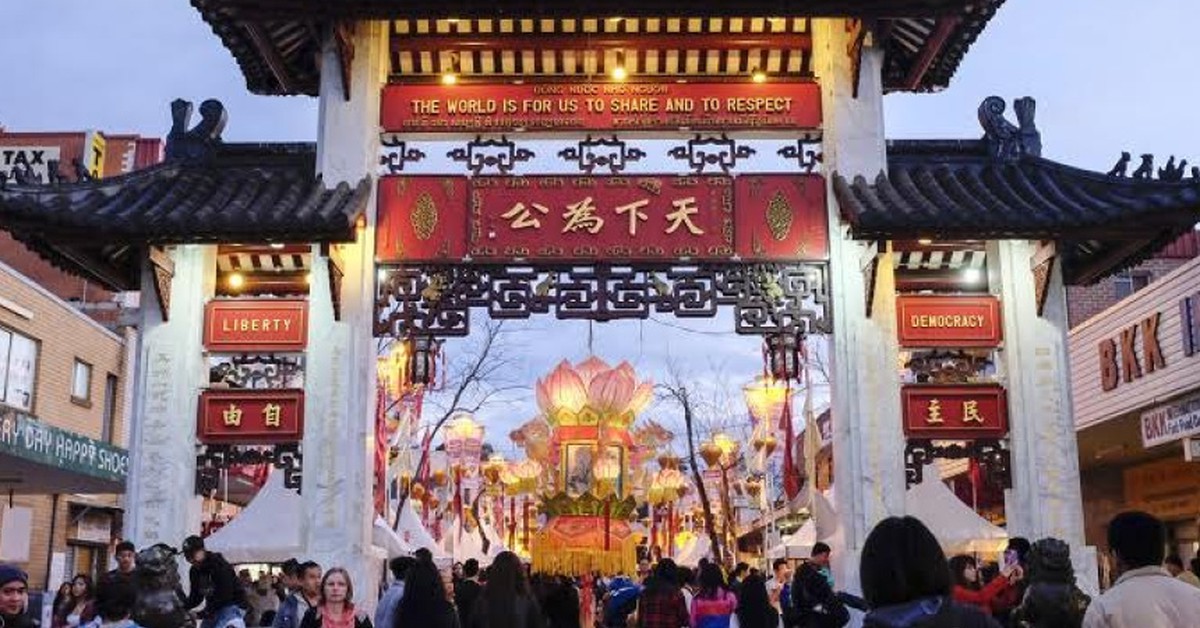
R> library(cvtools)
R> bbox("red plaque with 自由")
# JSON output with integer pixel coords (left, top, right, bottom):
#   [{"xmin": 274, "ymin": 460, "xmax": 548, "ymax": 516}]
[{"xmin": 197, "ymin": 389, "xmax": 305, "ymax": 444}]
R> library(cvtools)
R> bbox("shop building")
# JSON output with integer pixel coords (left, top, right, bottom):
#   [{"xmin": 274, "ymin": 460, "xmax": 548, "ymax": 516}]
[
  {"xmin": 0, "ymin": 259, "xmax": 131, "ymax": 590},
  {"xmin": 1071, "ymin": 252, "xmax": 1200, "ymax": 566}
]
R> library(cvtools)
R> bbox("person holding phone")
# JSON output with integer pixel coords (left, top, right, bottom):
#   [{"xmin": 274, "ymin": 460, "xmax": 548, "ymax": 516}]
[
  {"xmin": 948, "ymin": 555, "xmax": 1020, "ymax": 614},
  {"xmin": 989, "ymin": 538, "xmax": 1030, "ymax": 622}
]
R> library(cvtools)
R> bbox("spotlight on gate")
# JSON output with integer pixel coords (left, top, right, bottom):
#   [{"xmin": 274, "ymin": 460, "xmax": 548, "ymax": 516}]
[
  {"xmin": 227, "ymin": 272, "xmax": 245, "ymax": 292},
  {"xmin": 442, "ymin": 53, "xmax": 461, "ymax": 86},
  {"xmin": 751, "ymin": 67, "xmax": 767, "ymax": 83},
  {"xmin": 963, "ymin": 267, "xmax": 984, "ymax": 284},
  {"xmin": 611, "ymin": 50, "xmax": 628, "ymax": 82}
]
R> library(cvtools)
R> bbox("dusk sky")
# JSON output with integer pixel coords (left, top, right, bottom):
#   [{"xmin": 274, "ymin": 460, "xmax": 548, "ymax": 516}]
[{"xmin": 3, "ymin": 1, "xmax": 1198, "ymax": 455}]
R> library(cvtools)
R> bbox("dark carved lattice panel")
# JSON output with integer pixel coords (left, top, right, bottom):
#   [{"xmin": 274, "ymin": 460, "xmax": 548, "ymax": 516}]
[
  {"xmin": 904, "ymin": 438, "xmax": 1011, "ymax": 489},
  {"xmin": 195, "ymin": 443, "xmax": 303, "ymax": 494},
  {"xmin": 375, "ymin": 263, "xmax": 832, "ymax": 338}
]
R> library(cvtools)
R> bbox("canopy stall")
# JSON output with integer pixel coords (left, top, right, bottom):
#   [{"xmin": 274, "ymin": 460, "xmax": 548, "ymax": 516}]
[
  {"xmin": 396, "ymin": 501, "xmax": 449, "ymax": 559},
  {"xmin": 906, "ymin": 465, "xmax": 1007, "ymax": 554},
  {"xmin": 206, "ymin": 472, "xmax": 302, "ymax": 563}
]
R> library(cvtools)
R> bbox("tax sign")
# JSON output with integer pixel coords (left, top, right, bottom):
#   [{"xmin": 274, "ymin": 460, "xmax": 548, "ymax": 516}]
[
  {"xmin": 902, "ymin": 384, "xmax": 1009, "ymax": 440},
  {"xmin": 382, "ymin": 82, "xmax": 821, "ymax": 132},
  {"xmin": 376, "ymin": 174, "xmax": 827, "ymax": 263},
  {"xmin": 197, "ymin": 389, "xmax": 304, "ymax": 444},
  {"xmin": 204, "ymin": 299, "xmax": 308, "ymax": 352}
]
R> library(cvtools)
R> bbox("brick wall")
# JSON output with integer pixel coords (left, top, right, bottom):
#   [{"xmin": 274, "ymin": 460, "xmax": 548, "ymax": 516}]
[
  {"xmin": 1066, "ymin": 257, "xmax": 1193, "ymax": 328},
  {"xmin": 0, "ymin": 264, "xmax": 128, "ymax": 590},
  {"xmin": 0, "ymin": 232, "xmax": 116, "ymax": 306}
]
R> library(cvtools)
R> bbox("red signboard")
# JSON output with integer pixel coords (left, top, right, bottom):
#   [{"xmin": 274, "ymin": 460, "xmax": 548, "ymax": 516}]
[
  {"xmin": 470, "ymin": 175, "xmax": 733, "ymax": 260},
  {"xmin": 734, "ymin": 175, "xmax": 828, "ymax": 260},
  {"xmin": 375, "ymin": 175, "xmax": 828, "ymax": 263},
  {"xmin": 376, "ymin": 176, "xmax": 469, "ymax": 263},
  {"xmin": 896, "ymin": 295, "xmax": 1003, "ymax": 348},
  {"xmin": 381, "ymin": 82, "xmax": 821, "ymax": 132},
  {"xmin": 197, "ymin": 389, "xmax": 304, "ymax": 444},
  {"xmin": 902, "ymin": 384, "xmax": 1009, "ymax": 440},
  {"xmin": 204, "ymin": 299, "xmax": 308, "ymax": 352}
]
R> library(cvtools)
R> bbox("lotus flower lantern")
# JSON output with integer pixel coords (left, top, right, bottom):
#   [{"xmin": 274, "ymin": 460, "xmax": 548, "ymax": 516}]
[
  {"xmin": 593, "ymin": 454, "xmax": 621, "ymax": 496},
  {"xmin": 699, "ymin": 441, "xmax": 723, "ymax": 468},
  {"xmin": 445, "ymin": 412, "xmax": 483, "ymax": 469},
  {"xmin": 752, "ymin": 434, "xmax": 779, "ymax": 458},
  {"xmin": 745, "ymin": 476, "xmax": 764, "ymax": 500},
  {"xmin": 536, "ymin": 357, "xmax": 653, "ymax": 428}
]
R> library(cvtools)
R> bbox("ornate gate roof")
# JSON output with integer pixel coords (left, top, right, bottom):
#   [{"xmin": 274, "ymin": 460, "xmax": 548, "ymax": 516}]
[
  {"xmin": 834, "ymin": 97, "xmax": 1200, "ymax": 284},
  {"xmin": 190, "ymin": 0, "xmax": 1004, "ymax": 95}
]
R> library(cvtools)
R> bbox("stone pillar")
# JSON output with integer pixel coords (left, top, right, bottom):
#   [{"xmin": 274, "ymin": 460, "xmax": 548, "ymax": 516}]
[
  {"xmin": 990, "ymin": 240, "xmax": 1099, "ymax": 594},
  {"xmin": 124, "ymin": 245, "xmax": 214, "ymax": 548},
  {"xmin": 302, "ymin": 20, "xmax": 387, "ymax": 602},
  {"xmin": 813, "ymin": 19, "xmax": 906, "ymax": 591}
]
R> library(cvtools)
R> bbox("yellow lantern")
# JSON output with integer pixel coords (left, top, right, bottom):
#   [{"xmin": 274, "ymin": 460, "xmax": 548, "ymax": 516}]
[
  {"xmin": 483, "ymin": 453, "xmax": 506, "ymax": 485},
  {"xmin": 742, "ymin": 377, "xmax": 791, "ymax": 427},
  {"xmin": 699, "ymin": 442, "xmax": 723, "ymax": 468}
]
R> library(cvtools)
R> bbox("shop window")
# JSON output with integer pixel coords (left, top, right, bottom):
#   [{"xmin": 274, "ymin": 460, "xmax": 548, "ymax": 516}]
[
  {"xmin": 102, "ymin": 374, "xmax": 119, "ymax": 443},
  {"xmin": 1113, "ymin": 272, "xmax": 1150, "ymax": 299},
  {"xmin": 71, "ymin": 360, "xmax": 93, "ymax": 405},
  {"xmin": 0, "ymin": 327, "xmax": 38, "ymax": 412}
]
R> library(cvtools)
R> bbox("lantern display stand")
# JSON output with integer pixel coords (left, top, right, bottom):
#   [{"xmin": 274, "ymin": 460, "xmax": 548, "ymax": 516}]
[{"xmin": 524, "ymin": 357, "xmax": 653, "ymax": 576}]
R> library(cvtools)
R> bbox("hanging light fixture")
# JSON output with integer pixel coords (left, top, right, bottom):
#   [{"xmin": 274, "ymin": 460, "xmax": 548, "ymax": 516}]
[
  {"xmin": 764, "ymin": 331, "xmax": 803, "ymax": 381},
  {"xmin": 742, "ymin": 376, "xmax": 791, "ymax": 426},
  {"xmin": 445, "ymin": 412, "xmax": 483, "ymax": 470},
  {"xmin": 408, "ymin": 335, "xmax": 442, "ymax": 387}
]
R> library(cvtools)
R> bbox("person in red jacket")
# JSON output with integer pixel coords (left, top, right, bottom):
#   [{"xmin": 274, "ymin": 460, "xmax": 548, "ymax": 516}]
[{"xmin": 949, "ymin": 555, "xmax": 1022, "ymax": 614}]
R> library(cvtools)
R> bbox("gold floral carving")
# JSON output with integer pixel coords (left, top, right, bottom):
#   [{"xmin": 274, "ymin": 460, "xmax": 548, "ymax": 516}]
[
  {"xmin": 766, "ymin": 190, "xmax": 793, "ymax": 241},
  {"xmin": 410, "ymin": 192, "xmax": 438, "ymax": 241}
]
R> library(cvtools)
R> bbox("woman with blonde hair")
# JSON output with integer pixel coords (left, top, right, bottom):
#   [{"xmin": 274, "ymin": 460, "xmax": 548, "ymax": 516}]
[{"xmin": 298, "ymin": 568, "xmax": 372, "ymax": 628}]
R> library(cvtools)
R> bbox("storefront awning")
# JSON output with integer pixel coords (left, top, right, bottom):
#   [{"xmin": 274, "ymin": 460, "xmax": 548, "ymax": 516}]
[{"xmin": 0, "ymin": 409, "xmax": 129, "ymax": 494}]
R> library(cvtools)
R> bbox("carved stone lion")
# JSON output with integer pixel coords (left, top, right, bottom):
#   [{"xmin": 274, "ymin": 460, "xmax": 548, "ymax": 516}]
[{"xmin": 132, "ymin": 544, "xmax": 192, "ymax": 628}]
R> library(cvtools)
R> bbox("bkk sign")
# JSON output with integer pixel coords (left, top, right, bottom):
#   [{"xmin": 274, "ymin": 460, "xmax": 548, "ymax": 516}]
[
  {"xmin": 901, "ymin": 384, "xmax": 1009, "ymax": 440},
  {"xmin": 896, "ymin": 296, "xmax": 1003, "ymax": 348},
  {"xmin": 204, "ymin": 299, "xmax": 308, "ymax": 352},
  {"xmin": 197, "ymin": 389, "xmax": 304, "ymax": 444},
  {"xmin": 1097, "ymin": 312, "xmax": 1166, "ymax": 392},
  {"xmin": 376, "ymin": 174, "xmax": 827, "ymax": 263},
  {"xmin": 0, "ymin": 408, "xmax": 128, "ymax": 483},
  {"xmin": 381, "ymin": 82, "xmax": 821, "ymax": 132},
  {"xmin": 1140, "ymin": 391, "xmax": 1200, "ymax": 448}
]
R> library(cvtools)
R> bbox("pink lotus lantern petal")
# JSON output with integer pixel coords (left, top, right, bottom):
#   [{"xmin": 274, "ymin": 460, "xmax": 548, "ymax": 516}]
[
  {"xmin": 536, "ymin": 378, "xmax": 554, "ymax": 415},
  {"xmin": 628, "ymin": 381, "xmax": 655, "ymax": 415},
  {"xmin": 588, "ymin": 366, "xmax": 635, "ymax": 414},
  {"xmin": 545, "ymin": 360, "xmax": 588, "ymax": 413},
  {"xmin": 575, "ymin": 355, "xmax": 612, "ymax": 386}
]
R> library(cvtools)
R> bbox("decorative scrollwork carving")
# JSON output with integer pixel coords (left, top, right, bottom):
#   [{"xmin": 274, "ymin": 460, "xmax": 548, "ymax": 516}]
[
  {"xmin": 375, "ymin": 262, "xmax": 831, "ymax": 339},
  {"xmin": 557, "ymin": 135, "xmax": 647, "ymax": 174},
  {"xmin": 668, "ymin": 134, "xmax": 756, "ymax": 174},
  {"xmin": 447, "ymin": 135, "xmax": 535, "ymax": 175},
  {"xmin": 379, "ymin": 133, "xmax": 427, "ymax": 174},
  {"xmin": 195, "ymin": 443, "xmax": 302, "ymax": 494},
  {"xmin": 777, "ymin": 134, "xmax": 824, "ymax": 174},
  {"xmin": 208, "ymin": 354, "xmax": 305, "ymax": 389},
  {"xmin": 978, "ymin": 96, "xmax": 1040, "ymax": 161},
  {"xmin": 904, "ymin": 438, "xmax": 1010, "ymax": 489}
]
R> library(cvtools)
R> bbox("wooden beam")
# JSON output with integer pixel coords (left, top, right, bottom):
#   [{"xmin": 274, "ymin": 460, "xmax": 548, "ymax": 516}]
[
  {"xmin": 1066, "ymin": 237, "xmax": 1160, "ymax": 286},
  {"xmin": 244, "ymin": 22, "xmax": 297, "ymax": 94},
  {"xmin": 902, "ymin": 15, "xmax": 959, "ymax": 90},
  {"xmin": 391, "ymin": 32, "xmax": 812, "ymax": 53},
  {"xmin": 216, "ymin": 0, "xmax": 973, "ymax": 21}
]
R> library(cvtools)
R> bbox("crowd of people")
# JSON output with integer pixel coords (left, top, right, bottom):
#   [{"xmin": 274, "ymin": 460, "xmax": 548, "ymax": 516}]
[{"xmin": 3, "ymin": 510, "xmax": 1200, "ymax": 628}]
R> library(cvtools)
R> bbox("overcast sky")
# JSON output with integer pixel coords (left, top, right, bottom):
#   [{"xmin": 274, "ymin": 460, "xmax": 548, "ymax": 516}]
[{"xmin": 3, "ymin": 0, "xmax": 1198, "ymax": 453}]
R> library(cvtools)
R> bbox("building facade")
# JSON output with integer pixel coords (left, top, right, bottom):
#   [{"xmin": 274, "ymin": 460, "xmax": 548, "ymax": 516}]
[
  {"xmin": 1071, "ymin": 253, "xmax": 1200, "ymax": 571},
  {"xmin": 0, "ymin": 259, "xmax": 131, "ymax": 591}
]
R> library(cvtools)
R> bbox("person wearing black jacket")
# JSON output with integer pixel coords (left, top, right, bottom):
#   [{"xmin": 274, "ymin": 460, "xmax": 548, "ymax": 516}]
[
  {"xmin": 181, "ymin": 535, "xmax": 248, "ymax": 628},
  {"xmin": 790, "ymin": 561, "xmax": 849, "ymax": 628},
  {"xmin": 0, "ymin": 564, "xmax": 34, "ymax": 628}
]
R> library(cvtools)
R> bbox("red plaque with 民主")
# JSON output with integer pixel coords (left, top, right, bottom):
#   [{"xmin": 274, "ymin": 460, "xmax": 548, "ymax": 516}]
[
  {"xmin": 734, "ymin": 174, "xmax": 828, "ymax": 261},
  {"xmin": 197, "ymin": 389, "xmax": 305, "ymax": 444},
  {"xmin": 203, "ymin": 299, "xmax": 308, "ymax": 352},
  {"xmin": 469, "ymin": 176, "xmax": 734, "ymax": 261},
  {"xmin": 381, "ymin": 82, "xmax": 822, "ymax": 133},
  {"xmin": 897, "ymin": 295, "xmax": 1003, "ymax": 348},
  {"xmin": 901, "ymin": 384, "xmax": 1009, "ymax": 440},
  {"xmin": 375, "ymin": 176, "xmax": 469, "ymax": 264}
]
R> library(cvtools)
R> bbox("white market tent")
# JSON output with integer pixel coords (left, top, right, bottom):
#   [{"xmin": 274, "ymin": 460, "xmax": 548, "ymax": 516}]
[
  {"xmin": 206, "ymin": 472, "xmax": 303, "ymax": 564},
  {"xmin": 396, "ymin": 501, "xmax": 449, "ymax": 559},
  {"xmin": 674, "ymin": 534, "xmax": 712, "ymax": 568},
  {"xmin": 769, "ymin": 519, "xmax": 816, "ymax": 559},
  {"xmin": 906, "ymin": 464, "xmax": 1008, "ymax": 554},
  {"xmin": 374, "ymin": 515, "xmax": 415, "ymax": 558}
]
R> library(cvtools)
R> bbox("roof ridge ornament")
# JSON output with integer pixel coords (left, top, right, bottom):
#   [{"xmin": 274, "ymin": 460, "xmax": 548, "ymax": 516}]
[
  {"xmin": 165, "ymin": 98, "xmax": 227, "ymax": 161},
  {"xmin": 978, "ymin": 96, "xmax": 1040, "ymax": 162}
]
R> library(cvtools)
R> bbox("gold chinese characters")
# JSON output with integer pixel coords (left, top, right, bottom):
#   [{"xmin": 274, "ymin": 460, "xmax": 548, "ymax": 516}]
[{"xmin": 501, "ymin": 195, "xmax": 705, "ymax": 237}]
